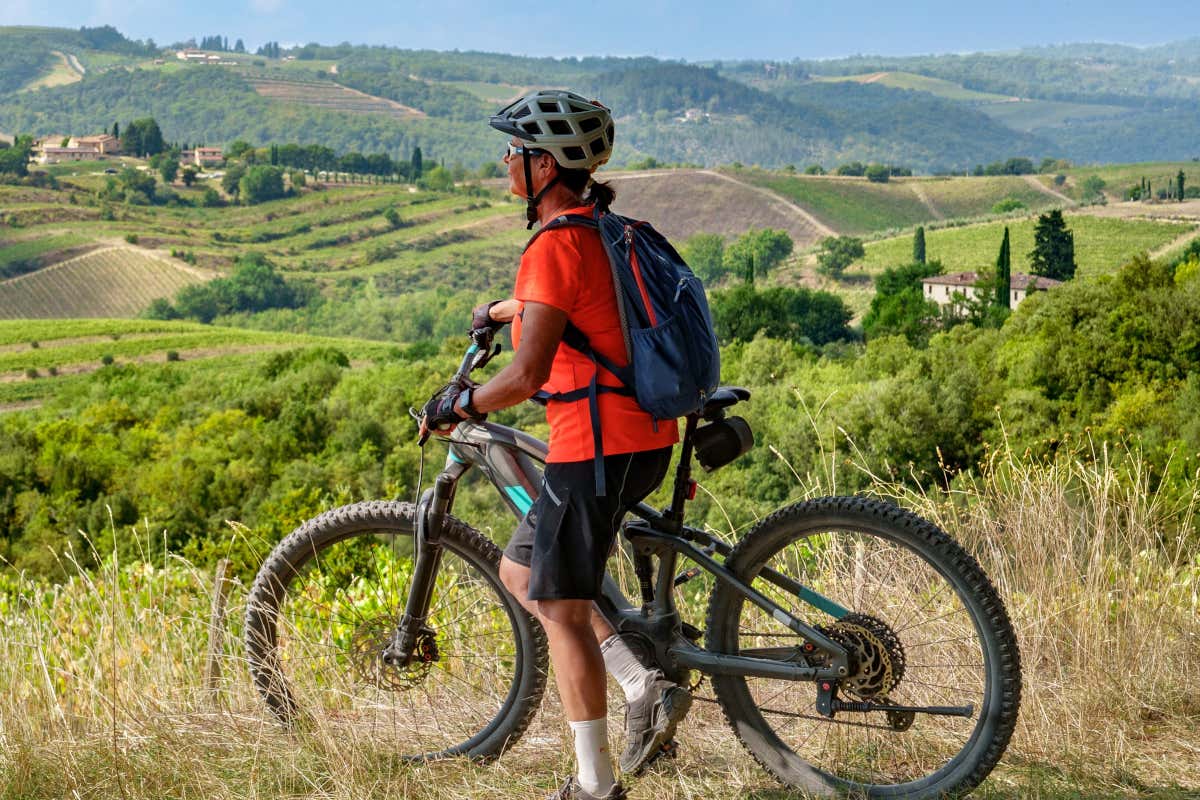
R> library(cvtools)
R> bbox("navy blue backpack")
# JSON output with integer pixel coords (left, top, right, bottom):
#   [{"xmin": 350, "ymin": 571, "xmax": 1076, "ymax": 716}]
[{"xmin": 527, "ymin": 205, "xmax": 721, "ymax": 495}]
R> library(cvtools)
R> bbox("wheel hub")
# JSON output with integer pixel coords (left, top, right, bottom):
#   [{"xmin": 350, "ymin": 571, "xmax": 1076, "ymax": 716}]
[{"xmin": 349, "ymin": 618, "xmax": 439, "ymax": 690}]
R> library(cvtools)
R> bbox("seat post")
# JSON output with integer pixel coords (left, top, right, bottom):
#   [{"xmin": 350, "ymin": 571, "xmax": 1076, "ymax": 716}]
[{"xmin": 664, "ymin": 414, "xmax": 698, "ymax": 530}]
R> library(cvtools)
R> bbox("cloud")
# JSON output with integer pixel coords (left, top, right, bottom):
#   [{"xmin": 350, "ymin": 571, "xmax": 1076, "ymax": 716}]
[{"xmin": 249, "ymin": 0, "xmax": 284, "ymax": 13}]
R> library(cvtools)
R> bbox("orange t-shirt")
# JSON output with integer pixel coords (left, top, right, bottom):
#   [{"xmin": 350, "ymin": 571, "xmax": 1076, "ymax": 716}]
[{"xmin": 511, "ymin": 207, "xmax": 679, "ymax": 463}]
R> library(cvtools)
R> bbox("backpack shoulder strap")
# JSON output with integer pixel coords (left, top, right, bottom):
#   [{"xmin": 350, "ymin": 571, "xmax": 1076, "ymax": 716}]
[{"xmin": 522, "ymin": 212, "xmax": 598, "ymax": 253}]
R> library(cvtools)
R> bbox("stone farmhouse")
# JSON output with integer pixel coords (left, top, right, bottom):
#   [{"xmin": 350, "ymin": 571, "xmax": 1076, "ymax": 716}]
[
  {"xmin": 922, "ymin": 271, "xmax": 1063, "ymax": 310},
  {"xmin": 34, "ymin": 133, "xmax": 121, "ymax": 163},
  {"xmin": 181, "ymin": 146, "xmax": 224, "ymax": 166}
]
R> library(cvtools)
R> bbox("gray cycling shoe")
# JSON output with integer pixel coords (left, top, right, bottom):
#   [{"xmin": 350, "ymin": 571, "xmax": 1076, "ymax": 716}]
[
  {"xmin": 618, "ymin": 677, "xmax": 693, "ymax": 774},
  {"xmin": 546, "ymin": 777, "xmax": 627, "ymax": 800}
]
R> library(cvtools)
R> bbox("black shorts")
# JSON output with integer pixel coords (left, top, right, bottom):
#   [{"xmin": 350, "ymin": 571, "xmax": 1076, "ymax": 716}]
[{"xmin": 503, "ymin": 447, "xmax": 672, "ymax": 601}]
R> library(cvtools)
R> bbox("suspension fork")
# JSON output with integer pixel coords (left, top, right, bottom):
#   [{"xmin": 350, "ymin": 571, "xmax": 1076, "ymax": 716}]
[{"xmin": 382, "ymin": 471, "xmax": 457, "ymax": 666}]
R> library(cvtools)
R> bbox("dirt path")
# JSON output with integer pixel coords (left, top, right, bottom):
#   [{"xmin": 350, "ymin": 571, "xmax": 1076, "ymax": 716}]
[
  {"xmin": 1149, "ymin": 226, "xmax": 1200, "ymax": 259},
  {"xmin": 64, "ymin": 52, "xmax": 85, "ymax": 76},
  {"xmin": 909, "ymin": 183, "xmax": 945, "ymax": 220},
  {"xmin": 332, "ymin": 83, "xmax": 426, "ymax": 118},
  {"xmin": 1023, "ymin": 175, "xmax": 1076, "ymax": 206},
  {"xmin": 696, "ymin": 169, "xmax": 837, "ymax": 237}
]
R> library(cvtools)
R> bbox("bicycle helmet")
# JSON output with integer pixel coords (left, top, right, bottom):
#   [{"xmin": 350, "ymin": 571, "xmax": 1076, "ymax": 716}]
[
  {"xmin": 490, "ymin": 89, "xmax": 615, "ymax": 172},
  {"xmin": 490, "ymin": 89, "xmax": 616, "ymax": 228}
]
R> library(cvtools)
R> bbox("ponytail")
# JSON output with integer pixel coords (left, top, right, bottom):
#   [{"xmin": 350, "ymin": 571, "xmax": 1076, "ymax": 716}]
[{"xmin": 557, "ymin": 166, "xmax": 617, "ymax": 212}]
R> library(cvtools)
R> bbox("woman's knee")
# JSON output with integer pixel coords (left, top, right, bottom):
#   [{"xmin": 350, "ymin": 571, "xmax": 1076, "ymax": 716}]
[
  {"xmin": 498, "ymin": 556, "xmax": 529, "ymax": 596},
  {"xmin": 536, "ymin": 598, "xmax": 593, "ymax": 628}
]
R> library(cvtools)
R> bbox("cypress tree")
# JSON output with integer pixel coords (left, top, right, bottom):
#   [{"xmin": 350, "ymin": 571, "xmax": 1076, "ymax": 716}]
[
  {"xmin": 1029, "ymin": 209, "xmax": 1076, "ymax": 281},
  {"xmin": 112, "ymin": 121, "xmax": 119, "ymax": 138},
  {"xmin": 1178, "ymin": 170, "xmax": 1186, "ymax": 203},
  {"xmin": 994, "ymin": 227, "xmax": 1011, "ymax": 308},
  {"xmin": 410, "ymin": 146, "xmax": 423, "ymax": 180},
  {"xmin": 913, "ymin": 226, "xmax": 926, "ymax": 264}
]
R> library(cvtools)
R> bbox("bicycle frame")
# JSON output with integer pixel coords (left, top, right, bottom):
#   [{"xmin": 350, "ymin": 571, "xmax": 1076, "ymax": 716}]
[{"xmin": 388, "ymin": 414, "xmax": 853, "ymax": 684}]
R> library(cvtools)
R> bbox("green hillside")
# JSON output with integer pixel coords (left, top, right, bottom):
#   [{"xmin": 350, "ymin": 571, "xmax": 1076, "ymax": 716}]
[{"xmin": 856, "ymin": 215, "xmax": 1195, "ymax": 276}]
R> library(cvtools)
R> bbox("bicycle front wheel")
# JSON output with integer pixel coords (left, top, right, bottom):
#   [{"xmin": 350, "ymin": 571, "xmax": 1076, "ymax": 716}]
[
  {"xmin": 705, "ymin": 496, "xmax": 1021, "ymax": 798},
  {"xmin": 245, "ymin": 501, "xmax": 548, "ymax": 761}
]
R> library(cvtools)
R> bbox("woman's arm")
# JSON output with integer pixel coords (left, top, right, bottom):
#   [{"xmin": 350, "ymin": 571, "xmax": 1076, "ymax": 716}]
[{"xmin": 467, "ymin": 300, "xmax": 565, "ymax": 414}]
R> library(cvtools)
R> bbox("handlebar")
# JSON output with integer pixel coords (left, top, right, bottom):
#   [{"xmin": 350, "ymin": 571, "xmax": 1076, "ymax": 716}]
[{"xmin": 416, "ymin": 328, "xmax": 503, "ymax": 445}]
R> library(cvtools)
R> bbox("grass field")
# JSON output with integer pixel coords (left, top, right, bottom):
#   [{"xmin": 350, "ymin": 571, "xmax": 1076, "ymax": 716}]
[
  {"xmin": 21, "ymin": 50, "xmax": 83, "ymax": 91},
  {"xmin": 914, "ymin": 176, "xmax": 1063, "ymax": 220},
  {"xmin": 979, "ymin": 99, "xmax": 1131, "ymax": 132},
  {"xmin": 439, "ymin": 79, "xmax": 526, "ymax": 104},
  {"xmin": 855, "ymin": 214, "xmax": 1196, "ymax": 277},
  {"xmin": 0, "ymin": 318, "xmax": 405, "ymax": 404},
  {"xmin": 813, "ymin": 71, "xmax": 1013, "ymax": 103},
  {"xmin": 0, "ymin": 444, "xmax": 1195, "ymax": 799},
  {"xmin": 728, "ymin": 168, "xmax": 934, "ymax": 235},
  {"xmin": 0, "ymin": 232, "xmax": 94, "ymax": 273},
  {"xmin": 246, "ymin": 77, "xmax": 426, "ymax": 119},
  {"xmin": 0, "ymin": 248, "xmax": 209, "ymax": 319}
]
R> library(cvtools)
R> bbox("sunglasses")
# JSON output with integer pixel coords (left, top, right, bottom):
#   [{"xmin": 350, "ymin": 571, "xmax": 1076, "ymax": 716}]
[{"xmin": 505, "ymin": 142, "xmax": 544, "ymax": 159}]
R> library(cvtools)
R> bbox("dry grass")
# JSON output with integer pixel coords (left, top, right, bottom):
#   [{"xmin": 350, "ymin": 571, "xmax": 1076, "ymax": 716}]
[{"xmin": 2, "ymin": 439, "xmax": 1198, "ymax": 799}]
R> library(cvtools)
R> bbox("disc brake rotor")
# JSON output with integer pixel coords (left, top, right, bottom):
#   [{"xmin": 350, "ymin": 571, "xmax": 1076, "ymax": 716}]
[{"xmin": 349, "ymin": 619, "xmax": 439, "ymax": 691}]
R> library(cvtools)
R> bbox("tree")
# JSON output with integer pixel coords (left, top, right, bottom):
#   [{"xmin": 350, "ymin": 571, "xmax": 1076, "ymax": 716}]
[
  {"xmin": 862, "ymin": 260, "xmax": 943, "ymax": 345},
  {"xmin": 234, "ymin": 38, "xmax": 246, "ymax": 53},
  {"xmin": 680, "ymin": 233, "xmax": 726, "ymax": 283},
  {"xmin": 804, "ymin": 164, "xmax": 825, "ymax": 175},
  {"xmin": 710, "ymin": 284, "xmax": 851, "ymax": 345},
  {"xmin": 865, "ymin": 164, "xmax": 890, "ymax": 183},
  {"xmin": 994, "ymin": 227, "xmax": 1011, "ymax": 309},
  {"xmin": 121, "ymin": 118, "xmax": 164, "ymax": 157},
  {"xmin": 1081, "ymin": 175, "xmax": 1106, "ymax": 202},
  {"xmin": 181, "ymin": 166, "xmax": 198, "ymax": 187},
  {"xmin": 722, "ymin": 229, "xmax": 793, "ymax": 284},
  {"xmin": 112, "ymin": 121, "xmax": 119, "ymax": 138},
  {"xmin": 1029, "ymin": 209, "xmax": 1076, "ymax": 281},
  {"xmin": 227, "ymin": 140, "xmax": 254, "ymax": 159},
  {"xmin": 238, "ymin": 165, "xmax": 285, "ymax": 204},
  {"xmin": 158, "ymin": 157, "xmax": 179, "ymax": 184},
  {"xmin": 222, "ymin": 163, "xmax": 246, "ymax": 196},
  {"xmin": 0, "ymin": 135, "xmax": 32, "ymax": 177},
  {"xmin": 1178, "ymin": 170, "xmax": 1186, "ymax": 203},
  {"xmin": 410, "ymin": 146, "xmax": 424, "ymax": 180},
  {"xmin": 913, "ymin": 226, "xmax": 926, "ymax": 264},
  {"xmin": 419, "ymin": 164, "xmax": 453, "ymax": 191},
  {"xmin": 816, "ymin": 236, "xmax": 865, "ymax": 279}
]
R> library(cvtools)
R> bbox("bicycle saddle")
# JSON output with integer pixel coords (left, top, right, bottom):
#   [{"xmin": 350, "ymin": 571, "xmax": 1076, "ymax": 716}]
[{"xmin": 700, "ymin": 386, "xmax": 750, "ymax": 419}]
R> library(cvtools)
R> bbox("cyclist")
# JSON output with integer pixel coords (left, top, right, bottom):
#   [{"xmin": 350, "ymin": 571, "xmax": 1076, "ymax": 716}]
[{"xmin": 419, "ymin": 90, "xmax": 692, "ymax": 800}]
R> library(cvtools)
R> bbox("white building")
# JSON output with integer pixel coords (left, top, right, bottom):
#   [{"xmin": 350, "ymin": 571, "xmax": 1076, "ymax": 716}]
[{"xmin": 921, "ymin": 271, "xmax": 1064, "ymax": 309}]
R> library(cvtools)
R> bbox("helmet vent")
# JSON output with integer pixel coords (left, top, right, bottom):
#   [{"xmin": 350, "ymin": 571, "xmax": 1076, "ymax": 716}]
[
  {"xmin": 521, "ymin": 121, "xmax": 542, "ymax": 135},
  {"xmin": 589, "ymin": 138, "xmax": 606, "ymax": 156},
  {"xmin": 563, "ymin": 145, "xmax": 586, "ymax": 162},
  {"xmin": 547, "ymin": 119, "xmax": 572, "ymax": 135},
  {"xmin": 579, "ymin": 116, "xmax": 601, "ymax": 133},
  {"xmin": 606, "ymin": 124, "xmax": 615, "ymax": 143},
  {"xmin": 512, "ymin": 105, "xmax": 531, "ymax": 119},
  {"xmin": 538, "ymin": 101, "xmax": 560, "ymax": 113}
]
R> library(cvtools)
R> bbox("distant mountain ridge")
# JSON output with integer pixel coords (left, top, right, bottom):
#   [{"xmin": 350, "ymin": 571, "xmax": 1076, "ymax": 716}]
[{"xmin": 1, "ymin": 26, "xmax": 1198, "ymax": 170}]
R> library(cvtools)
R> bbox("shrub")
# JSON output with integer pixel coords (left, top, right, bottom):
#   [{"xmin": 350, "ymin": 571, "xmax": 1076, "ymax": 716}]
[
  {"xmin": 24, "ymin": 368, "xmax": 38, "ymax": 379},
  {"xmin": 101, "ymin": 354, "xmax": 114, "ymax": 366},
  {"xmin": 124, "ymin": 233, "xmax": 139, "ymax": 244},
  {"xmin": 47, "ymin": 366, "xmax": 58, "ymax": 376},
  {"xmin": 29, "ymin": 340, "xmax": 38, "ymax": 349},
  {"xmin": 991, "ymin": 197, "xmax": 1027, "ymax": 214},
  {"xmin": 166, "ymin": 350, "xmax": 180, "ymax": 362}
]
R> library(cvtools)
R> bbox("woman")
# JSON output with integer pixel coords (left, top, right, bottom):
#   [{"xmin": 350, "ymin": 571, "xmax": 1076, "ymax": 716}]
[{"xmin": 420, "ymin": 90, "xmax": 691, "ymax": 800}]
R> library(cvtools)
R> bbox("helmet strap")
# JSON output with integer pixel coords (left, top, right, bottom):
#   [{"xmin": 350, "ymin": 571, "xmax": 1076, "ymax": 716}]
[{"xmin": 523, "ymin": 150, "xmax": 560, "ymax": 230}]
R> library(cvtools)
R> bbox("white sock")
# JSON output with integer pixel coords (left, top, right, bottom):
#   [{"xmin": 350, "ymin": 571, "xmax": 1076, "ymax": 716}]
[
  {"xmin": 600, "ymin": 634, "xmax": 659, "ymax": 703},
  {"xmin": 569, "ymin": 717, "xmax": 616, "ymax": 797}
]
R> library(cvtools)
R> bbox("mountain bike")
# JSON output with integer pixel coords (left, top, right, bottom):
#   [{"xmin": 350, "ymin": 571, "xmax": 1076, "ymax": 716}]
[{"xmin": 245, "ymin": 330, "xmax": 1022, "ymax": 799}]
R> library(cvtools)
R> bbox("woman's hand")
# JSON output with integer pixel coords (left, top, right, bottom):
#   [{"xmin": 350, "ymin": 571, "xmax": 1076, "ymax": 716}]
[{"xmin": 471, "ymin": 298, "xmax": 520, "ymax": 331}]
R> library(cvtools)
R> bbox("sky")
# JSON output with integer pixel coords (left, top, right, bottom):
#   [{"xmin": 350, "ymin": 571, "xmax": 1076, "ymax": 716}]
[{"xmin": 2, "ymin": 0, "xmax": 1197, "ymax": 61}]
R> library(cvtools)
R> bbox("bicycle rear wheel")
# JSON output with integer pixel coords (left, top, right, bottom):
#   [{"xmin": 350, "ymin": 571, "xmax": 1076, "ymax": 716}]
[
  {"xmin": 705, "ymin": 496, "xmax": 1020, "ymax": 798},
  {"xmin": 245, "ymin": 501, "xmax": 548, "ymax": 761}
]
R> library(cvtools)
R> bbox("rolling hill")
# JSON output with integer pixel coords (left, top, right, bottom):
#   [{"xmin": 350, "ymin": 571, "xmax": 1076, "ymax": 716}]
[{"xmin": 5, "ymin": 25, "xmax": 1200, "ymax": 171}]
